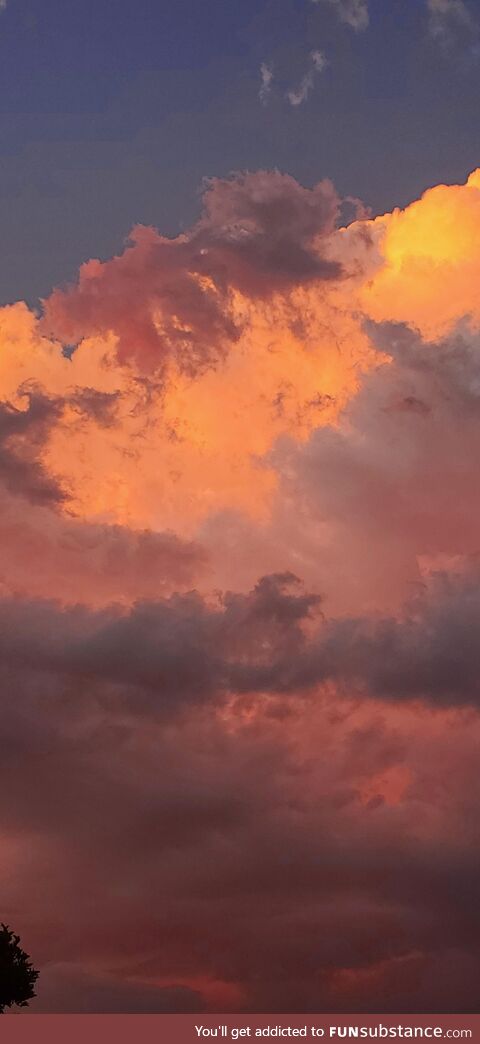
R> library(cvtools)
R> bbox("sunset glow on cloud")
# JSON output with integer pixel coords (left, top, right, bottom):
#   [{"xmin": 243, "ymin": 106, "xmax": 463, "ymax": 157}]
[{"xmin": 2, "ymin": 165, "xmax": 480, "ymax": 1014}]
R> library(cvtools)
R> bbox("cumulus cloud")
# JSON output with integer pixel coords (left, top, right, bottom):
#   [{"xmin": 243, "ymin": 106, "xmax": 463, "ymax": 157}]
[
  {"xmin": 42, "ymin": 171, "xmax": 342, "ymax": 374},
  {"xmin": 195, "ymin": 168, "xmax": 340, "ymax": 292},
  {"xmin": 311, "ymin": 0, "xmax": 369, "ymax": 32},
  {"xmin": 2, "ymin": 168, "xmax": 480, "ymax": 1013}
]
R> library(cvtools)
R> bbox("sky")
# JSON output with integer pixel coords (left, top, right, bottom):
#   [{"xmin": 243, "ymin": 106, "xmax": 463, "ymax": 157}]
[
  {"xmin": 2, "ymin": 0, "xmax": 480, "ymax": 304},
  {"xmin": 2, "ymin": 0, "xmax": 480, "ymax": 1017}
]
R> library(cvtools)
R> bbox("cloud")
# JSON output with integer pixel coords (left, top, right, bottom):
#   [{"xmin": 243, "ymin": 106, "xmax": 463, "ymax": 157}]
[
  {"xmin": 29, "ymin": 964, "xmax": 203, "ymax": 1014},
  {"xmin": 0, "ymin": 501, "xmax": 207, "ymax": 605},
  {"xmin": 264, "ymin": 564, "xmax": 480, "ymax": 708},
  {"xmin": 263, "ymin": 315, "xmax": 480, "ymax": 614},
  {"xmin": 2, "ymin": 168, "xmax": 480, "ymax": 1013},
  {"xmin": 427, "ymin": 0, "xmax": 478, "ymax": 47},
  {"xmin": 195, "ymin": 167, "xmax": 340, "ymax": 292},
  {"xmin": 2, "ymin": 559, "xmax": 480, "ymax": 713},
  {"xmin": 286, "ymin": 51, "xmax": 327, "ymax": 107},
  {"xmin": 311, "ymin": 0, "xmax": 369, "ymax": 32},
  {"xmin": 2, "ymin": 615, "xmax": 480, "ymax": 1012},
  {"xmin": 42, "ymin": 225, "xmax": 240, "ymax": 378},
  {"xmin": 0, "ymin": 573, "xmax": 319, "ymax": 712},
  {"xmin": 42, "ymin": 170, "xmax": 342, "ymax": 374},
  {"xmin": 359, "ymin": 169, "xmax": 480, "ymax": 339},
  {"xmin": 0, "ymin": 388, "xmax": 65, "ymax": 506},
  {"xmin": 259, "ymin": 61, "xmax": 274, "ymax": 105},
  {"xmin": 0, "ymin": 287, "xmax": 364, "ymax": 544}
]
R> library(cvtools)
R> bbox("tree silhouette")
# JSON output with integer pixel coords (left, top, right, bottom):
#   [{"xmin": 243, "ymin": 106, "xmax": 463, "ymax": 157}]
[{"xmin": 0, "ymin": 924, "xmax": 39, "ymax": 1013}]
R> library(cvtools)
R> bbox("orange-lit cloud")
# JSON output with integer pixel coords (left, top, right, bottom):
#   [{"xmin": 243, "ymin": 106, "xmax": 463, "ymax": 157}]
[
  {"xmin": 360, "ymin": 170, "xmax": 480, "ymax": 338},
  {"xmin": 2, "ymin": 168, "xmax": 480, "ymax": 1013}
]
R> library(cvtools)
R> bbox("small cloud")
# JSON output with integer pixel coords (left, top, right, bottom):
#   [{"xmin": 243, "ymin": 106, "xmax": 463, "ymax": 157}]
[
  {"xmin": 286, "ymin": 50, "xmax": 327, "ymax": 107},
  {"xmin": 259, "ymin": 61, "xmax": 274, "ymax": 105},
  {"xmin": 0, "ymin": 1, "xmax": 7, "ymax": 10},
  {"xmin": 311, "ymin": 0, "xmax": 369, "ymax": 32},
  {"xmin": 427, "ymin": 0, "xmax": 478, "ymax": 47},
  {"xmin": 312, "ymin": 49, "xmax": 328, "ymax": 71}
]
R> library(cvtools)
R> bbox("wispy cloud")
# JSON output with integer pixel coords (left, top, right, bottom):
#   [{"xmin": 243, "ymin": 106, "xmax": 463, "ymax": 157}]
[
  {"xmin": 311, "ymin": 0, "xmax": 369, "ymax": 32},
  {"xmin": 0, "ymin": 1, "xmax": 7, "ymax": 10},
  {"xmin": 259, "ymin": 61, "xmax": 274, "ymax": 105},
  {"xmin": 427, "ymin": 0, "xmax": 478, "ymax": 47},
  {"xmin": 286, "ymin": 50, "xmax": 327, "ymax": 107}
]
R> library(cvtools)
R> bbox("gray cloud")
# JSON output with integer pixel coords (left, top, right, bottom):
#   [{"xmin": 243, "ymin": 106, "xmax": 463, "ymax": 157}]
[
  {"xmin": 2, "ymin": 557, "xmax": 480, "ymax": 712},
  {"xmin": 263, "ymin": 318, "xmax": 480, "ymax": 614}
]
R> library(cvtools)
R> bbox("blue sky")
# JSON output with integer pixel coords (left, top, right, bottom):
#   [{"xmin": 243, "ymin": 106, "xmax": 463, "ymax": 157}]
[{"xmin": 1, "ymin": 0, "xmax": 480, "ymax": 303}]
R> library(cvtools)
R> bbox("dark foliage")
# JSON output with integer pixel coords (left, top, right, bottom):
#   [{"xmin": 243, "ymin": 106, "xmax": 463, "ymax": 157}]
[{"xmin": 0, "ymin": 924, "xmax": 39, "ymax": 1013}]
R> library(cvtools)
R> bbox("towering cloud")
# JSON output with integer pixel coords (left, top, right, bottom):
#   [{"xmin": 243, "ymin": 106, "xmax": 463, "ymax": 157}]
[{"xmin": 2, "ymin": 168, "xmax": 480, "ymax": 1012}]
